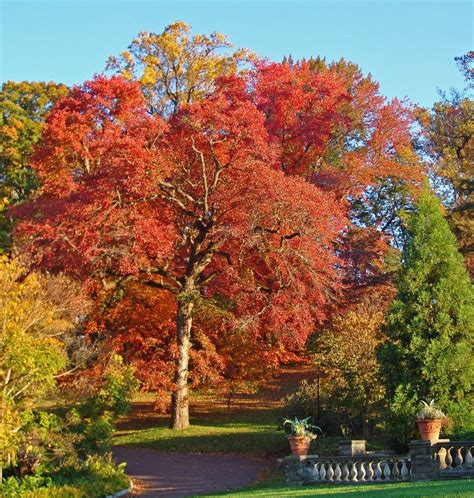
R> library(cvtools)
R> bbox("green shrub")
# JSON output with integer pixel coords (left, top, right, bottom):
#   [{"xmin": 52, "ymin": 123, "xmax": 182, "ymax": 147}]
[
  {"xmin": 52, "ymin": 455, "xmax": 129, "ymax": 497},
  {"xmin": 0, "ymin": 475, "xmax": 53, "ymax": 497},
  {"xmin": 23, "ymin": 487, "xmax": 84, "ymax": 498},
  {"xmin": 281, "ymin": 380, "xmax": 318, "ymax": 420},
  {"xmin": 0, "ymin": 454, "xmax": 129, "ymax": 498},
  {"xmin": 1, "ymin": 355, "xmax": 136, "ymax": 496},
  {"xmin": 281, "ymin": 380, "xmax": 358, "ymax": 436}
]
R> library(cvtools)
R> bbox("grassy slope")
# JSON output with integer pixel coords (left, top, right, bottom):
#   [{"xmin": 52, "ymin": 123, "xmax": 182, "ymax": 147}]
[
  {"xmin": 115, "ymin": 409, "xmax": 287, "ymax": 456},
  {"xmin": 199, "ymin": 478, "xmax": 474, "ymax": 497},
  {"xmin": 113, "ymin": 366, "xmax": 388, "ymax": 457},
  {"xmin": 114, "ymin": 365, "xmax": 332, "ymax": 458}
]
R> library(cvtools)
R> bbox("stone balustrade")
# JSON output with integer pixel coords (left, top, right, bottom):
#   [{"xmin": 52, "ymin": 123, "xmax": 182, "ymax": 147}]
[
  {"xmin": 279, "ymin": 454, "xmax": 412, "ymax": 485},
  {"xmin": 279, "ymin": 439, "xmax": 474, "ymax": 486},
  {"xmin": 432, "ymin": 441, "xmax": 474, "ymax": 477}
]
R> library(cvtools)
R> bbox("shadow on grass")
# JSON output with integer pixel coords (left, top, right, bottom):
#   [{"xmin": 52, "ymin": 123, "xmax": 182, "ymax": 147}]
[
  {"xmin": 115, "ymin": 429, "xmax": 289, "ymax": 457},
  {"xmin": 116, "ymin": 404, "xmax": 284, "ymax": 430},
  {"xmin": 116, "ymin": 406, "xmax": 285, "ymax": 433}
]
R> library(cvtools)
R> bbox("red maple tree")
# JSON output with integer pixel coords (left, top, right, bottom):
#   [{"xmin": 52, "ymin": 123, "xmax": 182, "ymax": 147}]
[{"xmin": 15, "ymin": 75, "xmax": 347, "ymax": 429}]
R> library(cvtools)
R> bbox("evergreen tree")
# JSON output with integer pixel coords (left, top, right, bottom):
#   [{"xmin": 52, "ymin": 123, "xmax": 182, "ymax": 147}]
[{"xmin": 379, "ymin": 187, "xmax": 474, "ymax": 444}]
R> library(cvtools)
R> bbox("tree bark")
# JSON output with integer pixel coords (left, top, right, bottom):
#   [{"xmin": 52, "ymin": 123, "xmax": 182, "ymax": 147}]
[
  {"xmin": 362, "ymin": 404, "xmax": 370, "ymax": 439},
  {"xmin": 170, "ymin": 296, "xmax": 194, "ymax": 430}
]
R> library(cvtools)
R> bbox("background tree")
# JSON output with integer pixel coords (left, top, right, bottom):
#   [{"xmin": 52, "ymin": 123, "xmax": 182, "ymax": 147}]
[
  {"xmin": 417, "ymin": 52, "xmax": 473, "ymax": 276},
  {"xmin": 256, "ymin": 58, "xmax": 421, "ymax": 300},
  {"xmin": 107, "ymin": 21, "xmax": 253, "ymax": 115},
  {"xmin": 0, "ymin": 81, "xmax": 68, "ymax": 252},
  {"xmin": 379, "ymin": 187, "xmax": 474, "ymax": 445},
  {"xmin": 455, "ymin": 51, "xmax": 473, "ymax": 88},
  {"xmin": 311, "ymin": 294, "xmax": 391, "ymax": 437},
  {"xmin": 255, "ymin": 59, "xmax": 420, "ymax": 192},
  {"xmin": 421, "ymin": 97, "xmax": 473, "ymax": 276}
]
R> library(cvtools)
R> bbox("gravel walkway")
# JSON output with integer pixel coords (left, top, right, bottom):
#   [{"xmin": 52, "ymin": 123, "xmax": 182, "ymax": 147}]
[{"xmin": 112, "ymin": 446, "xmax": 267, "ymax": 497}]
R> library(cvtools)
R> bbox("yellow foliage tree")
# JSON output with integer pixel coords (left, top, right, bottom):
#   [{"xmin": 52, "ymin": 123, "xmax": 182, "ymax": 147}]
[
  {"xmin": 107, "ymin": 21, "xmax": 254, "ymax": 115},
  {"xmin": 312, "ymin": 297, "xmax": 387, "ymax": 437},
  {"xmin": 0, "ymin": 258, "xmax": 85, "ymax": 478}
]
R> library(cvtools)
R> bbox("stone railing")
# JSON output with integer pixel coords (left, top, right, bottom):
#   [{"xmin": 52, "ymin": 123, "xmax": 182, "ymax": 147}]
[
  {"xmin": 279, "ymin": 454, "xmax": 412, "ymax": 485},
  {"xmin": 279, "ymin": 439, "xmax": 474, "ymax": 485},
  {"xmin": 432, "ymin": 441, "xmax": 474, "ymax": 477}
]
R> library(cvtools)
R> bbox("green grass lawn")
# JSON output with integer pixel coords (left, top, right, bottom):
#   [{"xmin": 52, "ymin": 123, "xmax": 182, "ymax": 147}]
[
  {"xmin": 199, "ymin": 477, "xmax": 474, "ymax": 497},
  {"xmin": 113, "ymin": 381, "xmax": 386, "ymax": 457},
  {"xmin": 114, "ymin": 405, "xmax": 296, "ymax": 456},
  {"xmin": 114, "ymin": 403, "xmax": 354, "ymax": 457}
]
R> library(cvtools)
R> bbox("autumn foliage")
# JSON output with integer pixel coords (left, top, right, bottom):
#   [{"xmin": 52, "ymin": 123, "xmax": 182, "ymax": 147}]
[
  {"xmin": 12, "ymin": 23, "xmax": 424, "ymax": 428},
  {"xmin": 312, "ymin": 292, "xmax": 395, "ymax": 437},
  {"xmin": 14, "ymin": 74, "xmax": 347, "ymax": 427}
]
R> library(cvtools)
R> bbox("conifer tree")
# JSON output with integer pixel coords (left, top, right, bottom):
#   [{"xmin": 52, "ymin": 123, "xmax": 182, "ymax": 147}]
[{"xmin": 379, "ymin": 187, "xmax": 474, "ymax": 443}]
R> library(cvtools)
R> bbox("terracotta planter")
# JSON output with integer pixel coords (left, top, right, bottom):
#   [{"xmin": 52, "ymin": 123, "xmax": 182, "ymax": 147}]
[
  {"xmin": 416, "ymin": 418, "xmax": 443, "ymax": 441},
  {"xmin": 288, "ymin": 436, "xmax": 310, "ymax": 456}
]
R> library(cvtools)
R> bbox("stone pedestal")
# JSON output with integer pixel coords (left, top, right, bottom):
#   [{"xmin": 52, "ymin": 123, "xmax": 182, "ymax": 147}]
[
  {"xmin": 409, "ymin": 440, "xmax": 437, "ymax": 480},
  {"xmin": 339, "ymin": 439, "xmax": 366, "ymax": 456},
  {"xmin": 277, "ymin": 455, "xmax": 309, "ymax": 485}
]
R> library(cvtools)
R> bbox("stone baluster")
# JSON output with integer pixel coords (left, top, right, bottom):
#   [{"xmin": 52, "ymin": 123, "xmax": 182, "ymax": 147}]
[
  {"xmin": 334, "ymin": 462, "xmax": 342, "ymax": 481},
  {"xmin": 383, "ymin": 460, "xmax": 391, "ymax": 480},
  {"xmin": 400, "ymin": 459, "xmax": 409, "ymax": 479},
  {"xmin": 341, "ymin": 461, "xmax": 350, "ymax": 481},
  {"xmin": 365, "ymin": 461, "xmax": 374, "ymax": 481},
  {"xmin": 391, "ymin": 459, "xmax": 400, "ymax": 479},
  {"xmin": 357, "ymin": 461, "xmax": 366, "ymax": 481},
  {"xmin": 350, "ymin": 461, "xmax": 358, "ymax": 482},
  {"xmin": 465, "ymin": 446, "xmax": 473, "ymax": 467},
  {"xmin": 327, "ymin": 462, "xmax": 334, "ymax": 482},
  {"xmin": 454, "ymin": 447, "xmax": 464, "ymax": 468},
  {"xmin": 319, "ymin": 462, "xmax": 326, "ymax": 481},
  {"xmin": 311, "ymin": 463, "xmax": 320, "ymax": 481},
  {"xmin": 445, "ymin": 446, "xmax": 453, "ymax": 469},
  {"xmin": 374, "ymin": 461, "xmax": 382, "ymax": 480},
  {"xmin": 437, "ymin": 447, "xmax": 447, "ymax": 470}
]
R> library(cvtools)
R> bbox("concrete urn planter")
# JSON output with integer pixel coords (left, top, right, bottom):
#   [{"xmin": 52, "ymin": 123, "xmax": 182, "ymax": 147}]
[
  {"xmin": 416, "ymin": 418, "xmax": 443, "ymax": 441},
  {"xmin": 288, "ymin": 436, "xmax": 310, "ymax": 456}
]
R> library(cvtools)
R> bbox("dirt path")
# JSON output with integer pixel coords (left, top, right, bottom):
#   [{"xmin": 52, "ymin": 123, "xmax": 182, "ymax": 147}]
[{"xmin": 113, "ymin": 446, "xmax": 267, "ymax": 497}]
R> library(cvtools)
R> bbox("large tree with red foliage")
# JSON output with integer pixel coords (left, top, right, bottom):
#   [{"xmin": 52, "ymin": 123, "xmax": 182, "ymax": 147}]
[
  {"xmin": 105, "ymin": 43, "xmax": 422, "ymax": 402},
  {"xmin": 14, "ymin": 75, "xmax": 347, "ymax": 429},
  {"xmin": 254, "ymin": 59, "xmax": 422, "ymax": 297}
]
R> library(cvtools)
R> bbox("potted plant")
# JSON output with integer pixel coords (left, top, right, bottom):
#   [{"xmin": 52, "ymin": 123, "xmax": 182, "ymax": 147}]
[
  {"xmin": 282, "ymin": 417, "xmax": 321, "ymax": 456},
  {"xmin": 416, "ymin": 400, "xmax": 447, "ymax": 441}
]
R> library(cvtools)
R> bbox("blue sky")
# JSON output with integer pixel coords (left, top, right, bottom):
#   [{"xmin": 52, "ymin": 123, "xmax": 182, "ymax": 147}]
[{"xmin": 1, "ymin": 1, "xmax": 472, "ymax": 107}]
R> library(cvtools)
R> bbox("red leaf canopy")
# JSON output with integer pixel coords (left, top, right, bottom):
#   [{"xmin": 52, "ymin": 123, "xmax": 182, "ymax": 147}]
[{"xmin": 15, "ymin": 74, "xmax": 346, "ymax": 349}]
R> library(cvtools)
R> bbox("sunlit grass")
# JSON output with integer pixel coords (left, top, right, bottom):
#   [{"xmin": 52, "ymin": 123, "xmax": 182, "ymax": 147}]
[
  {"xmin": 199, "ymin": 477, "xmax": 474, "ymax": 497},
  {"xmin": 113, "ymin": 368, "xmax": 384, "ymax": 457},
  {"xmin": 114, "ymin": 409, "xmax": 288, "ymax": 456}
]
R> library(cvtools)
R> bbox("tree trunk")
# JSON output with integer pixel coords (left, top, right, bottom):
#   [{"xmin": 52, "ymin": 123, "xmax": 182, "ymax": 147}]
[
  {"xmin": 170, "ymin": 297, "xmax": 194, "ymax": 430},
  {"xmin": 362, "ymin": 405, "xmax": 370, "ymax": 439}
]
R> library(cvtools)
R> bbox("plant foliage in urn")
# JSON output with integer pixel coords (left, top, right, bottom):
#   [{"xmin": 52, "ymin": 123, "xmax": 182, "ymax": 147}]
[
  {"xmin": 282, "ymin": 417, "xmax": 321, "ymax": 456},
  {"xmin": 417, "ymin": 400, "xmax": 447, "ymax": 420},
  {"xmin": 416, "ymin": 400, "xmax": 448, "ymax": 442}
]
